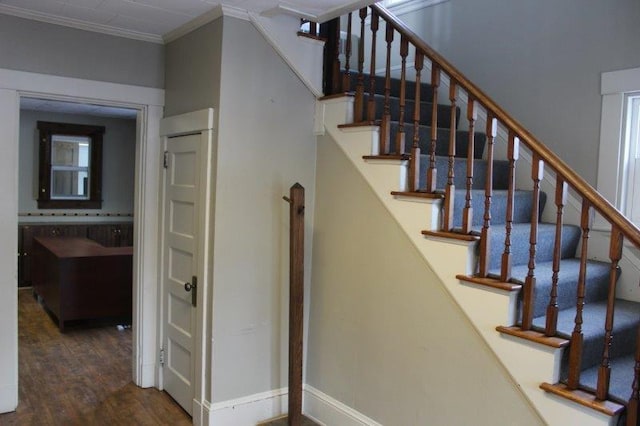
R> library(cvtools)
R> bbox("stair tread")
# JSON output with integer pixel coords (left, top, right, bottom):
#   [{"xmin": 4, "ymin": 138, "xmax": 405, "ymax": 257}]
[
  {"xmin": 580, "ymin": 353, "xmax": 637, "ymax": 404},
  {"xmin": 532, "ymin": 299, "xmax": 640, "ymax": 340}
]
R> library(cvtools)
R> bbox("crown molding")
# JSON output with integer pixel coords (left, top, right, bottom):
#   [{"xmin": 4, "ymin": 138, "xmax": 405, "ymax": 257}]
[
  {"xmin": 0, "ymin": 3, "xmax": 163, "ymax": 44},
  {"xmin": 162, "ymin": 4, "xmax": 249, "ymax": 44},
  {"xmin": 260, "ymin": 4, "xmax": 318, "ymax": 21}
]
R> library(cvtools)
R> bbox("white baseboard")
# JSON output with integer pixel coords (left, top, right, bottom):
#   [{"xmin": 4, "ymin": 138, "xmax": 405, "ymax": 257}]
[
  {"xmin": 303, "ymin": 385, "xmax": 382, "ymax": 426},
  {"xmin": 0, "ymin": 383, "xmax": 17, "ymax": 413},
  {"xmin": 208, "ymin": 388, "xmax": 288, "ymax": 426}
]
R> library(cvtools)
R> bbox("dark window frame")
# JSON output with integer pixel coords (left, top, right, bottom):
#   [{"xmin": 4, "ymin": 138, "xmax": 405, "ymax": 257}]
[{"xmin": 37, "ymin": 121, "xmax": 105, "ymax": 209}]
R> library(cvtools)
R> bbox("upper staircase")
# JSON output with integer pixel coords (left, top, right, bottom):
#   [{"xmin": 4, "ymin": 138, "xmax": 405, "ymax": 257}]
[{"xmin": 312, "ymin": 4, "xmax": 640, "ymax": 425}]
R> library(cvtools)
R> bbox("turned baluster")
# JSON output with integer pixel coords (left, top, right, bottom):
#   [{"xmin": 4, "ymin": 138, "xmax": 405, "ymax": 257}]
[
  {"xmin": 500, "ymin": 131, "xmax": 519, "ymax": 282},
  {"xmin": 596, "ymin": 227, "xmax": 623, "ymax": 400},
  {"xmin": 627, "ymin": 324, "xmax": 640, "ymax": 426},
  {"xmin": 425, "ymin": 65, "xmax": 440, "ymax": 193},
  {"xmin": 408, "ymin": 50, "xmax": 424, "ymax": 192},
  {"xmin": 341, "ymin": 13, "xmax": 353, "ymax": 93},
  {"xmin": 521, "ymin": 154, "xmax": 544, "ymax": 330},
  {"xmin": 461, "ymin": 97, "xmax": 476, "ymax": 233},
  {"xmin": 442, "ymin": 82, "xmax": 457, "ymax": 231},
  {"xmin": 395, "ymin": 35, "xmax": 408, "ymax": 155},
  {"xmin": 354, "ymin": 8, "xmax": 367, "ymax": 122},
  {"xmin": 568, "ymin": 199, "xmax": 593, "ymax": 389},
  {"xmin": 478, "ymin": 113, "xmax": 496, "ymax": 277},
  {"xmin": 545, "ymin": 176, "xmax": 567, "ymax": 336},
  {"xmin": 367, "ymin": 9, "xmax": 379, "ymax": 122},
  {"xmin": 380, "ymin": 22, "xmax": 394, "ymax": 154}
]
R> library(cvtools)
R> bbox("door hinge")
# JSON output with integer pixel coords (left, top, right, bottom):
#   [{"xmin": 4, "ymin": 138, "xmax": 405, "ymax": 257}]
[
  {"xmin": 163, "ymin": 150, "xmax": 169, "ymax": 169},
  {"xmin": 159, "ymin": 348, "xmax": 165, "ymax": 366}
]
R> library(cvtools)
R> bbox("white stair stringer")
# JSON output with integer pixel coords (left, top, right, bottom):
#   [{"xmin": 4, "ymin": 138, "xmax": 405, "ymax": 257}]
[{"xmin": 320, "ymin": 96, "xmax": 617, "ymax": 426}]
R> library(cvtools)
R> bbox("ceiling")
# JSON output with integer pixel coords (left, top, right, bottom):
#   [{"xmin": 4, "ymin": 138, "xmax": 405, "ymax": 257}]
[{"xmin": 0, "ymin": 0, "xmax": 368, "ymax": 43}]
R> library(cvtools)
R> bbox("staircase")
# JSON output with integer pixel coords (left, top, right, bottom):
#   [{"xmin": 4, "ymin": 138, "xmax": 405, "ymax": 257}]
[{"xmin": 314, "ymin": 4, "xmax": 640, "ymax": 425}]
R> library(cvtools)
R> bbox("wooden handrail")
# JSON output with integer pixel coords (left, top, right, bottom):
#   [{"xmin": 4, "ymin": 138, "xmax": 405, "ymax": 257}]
[
  {"xmin": 371, "ymin": 3, "xmax": 640, "ymax": 248},
  {"xmin": 324, "ymin": 4, "xmax": 640, "ymax": 408}
]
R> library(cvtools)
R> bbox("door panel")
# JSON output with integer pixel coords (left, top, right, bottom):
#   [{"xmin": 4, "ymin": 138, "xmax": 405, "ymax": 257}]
[{"xmin": 162, "ymin": 133, "xmax": 202, "ymax": 415}]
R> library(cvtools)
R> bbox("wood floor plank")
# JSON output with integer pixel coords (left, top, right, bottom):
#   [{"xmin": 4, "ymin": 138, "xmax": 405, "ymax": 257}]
[{"xmin": 0, "ymin": 289, "xmax": 191, "ymax": 425}]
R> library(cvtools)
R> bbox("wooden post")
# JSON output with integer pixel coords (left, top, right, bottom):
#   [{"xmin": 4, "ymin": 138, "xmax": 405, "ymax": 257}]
[{"xmin": 283, "ymin": 183, "xmax": 304, "ymax": 426}]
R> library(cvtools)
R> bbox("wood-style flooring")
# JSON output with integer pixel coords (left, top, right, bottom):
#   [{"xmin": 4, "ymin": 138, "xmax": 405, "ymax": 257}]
[{"xmin": 0, "ymin": 288, "xmax": 191, "ymax": 425}]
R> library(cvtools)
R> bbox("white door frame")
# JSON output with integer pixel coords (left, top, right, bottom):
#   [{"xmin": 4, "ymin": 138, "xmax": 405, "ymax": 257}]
[
  {"xmin": 0, "ymin": 68, "xmax": 164, "ymax": 412},
  {"xmin": 159, "ymin": 109, "xmax": 215, "ymax": 426}
]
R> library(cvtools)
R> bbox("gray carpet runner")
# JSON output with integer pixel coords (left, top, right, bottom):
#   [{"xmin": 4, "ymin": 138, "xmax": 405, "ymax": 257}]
[{"xmin": 350, "ymin": 71, "xmax": 640, "ymax": 404}]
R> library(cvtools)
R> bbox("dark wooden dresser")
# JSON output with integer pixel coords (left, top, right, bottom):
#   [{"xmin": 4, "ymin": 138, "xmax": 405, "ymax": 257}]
[
  {"xmin": 18, "ymin": 222, "xmax": 133, "ymax": 287},
  {"xmin": 32, "ymin": 236, "xmax": 133, "ymax": 331}
]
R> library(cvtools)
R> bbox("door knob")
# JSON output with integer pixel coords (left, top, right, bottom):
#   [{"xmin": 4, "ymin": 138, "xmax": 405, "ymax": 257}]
[{"xmin": 184, "ymin": 276, "xmax": 198, "ymax": 307}]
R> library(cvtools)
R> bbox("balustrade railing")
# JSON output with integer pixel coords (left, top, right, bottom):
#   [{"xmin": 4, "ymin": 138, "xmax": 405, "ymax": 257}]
[{"xmin": 321, "ymin": 4, "xmax": 640, "ymax": 422}]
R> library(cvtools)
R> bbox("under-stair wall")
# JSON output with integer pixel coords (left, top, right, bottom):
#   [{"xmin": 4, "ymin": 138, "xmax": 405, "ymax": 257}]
[
  {"xmin": 307, "ymin": 119, "xmax": 544, "ymax": 425},
  {"xmin": 312, "ymin": 96, "xmax": 616, "ymax": 425}
]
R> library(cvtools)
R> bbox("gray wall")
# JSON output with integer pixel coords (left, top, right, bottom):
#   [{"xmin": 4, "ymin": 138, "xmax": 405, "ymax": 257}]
[
  {"xmin": 211, "ymin": 16, "xmax": 316, "ymax": 403},
  {"xmin": 400, "ymin": 0, "xmax": 640, "ymax": 185},
  {"xmin": 19, "ymin": 110, "xmax": 136, "ymax": 220},
  {"xmin": 163, "ymin": 15, "xmax": 317, "ymax": 407},
  {"xmin": 0, "ymin": 14, "xmax": 164, "ymax": 88},
  {"xmin": 164, "ymin": 18, "xmax": 223, "ymax": 116}
]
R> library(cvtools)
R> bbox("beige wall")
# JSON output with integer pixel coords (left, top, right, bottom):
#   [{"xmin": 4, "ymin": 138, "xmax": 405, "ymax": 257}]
[{"xmin": 307, "ymin": 133, "xmax": 543, "ymax": 425}]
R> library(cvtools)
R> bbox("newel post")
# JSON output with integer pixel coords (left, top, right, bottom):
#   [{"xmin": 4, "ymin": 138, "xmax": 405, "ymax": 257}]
[{"xmin": 283, "ymin": 183, "xmax": 305, "ymax": 425}]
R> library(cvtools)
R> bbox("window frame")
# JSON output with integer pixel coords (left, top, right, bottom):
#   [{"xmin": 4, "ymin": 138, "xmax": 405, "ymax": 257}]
[
  {"xmin": 596, "ymin": 67, "xmax": 640, "ymax": 230},
  {"xmin": 37, "ymin": 121, "xmax": 104, "ymax": 209}
]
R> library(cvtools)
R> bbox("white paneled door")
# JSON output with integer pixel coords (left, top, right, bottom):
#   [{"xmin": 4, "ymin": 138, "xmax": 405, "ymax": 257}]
[{"xmin": 162, "ymin": 132, "xmax": 206, "ymax": 415}]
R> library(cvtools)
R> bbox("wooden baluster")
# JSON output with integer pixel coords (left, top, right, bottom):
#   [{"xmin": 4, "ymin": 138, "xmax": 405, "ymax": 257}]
[
  {"xmin": 442, "ymin": 82, "xmax": 457, "ymax": 231},
  {"xmin": 478, "ymin": 113, "xmax": 496, "ymax": 277},
  {"xmin": 310, "ymin": 21, "xmax": 317, "ymax": 36},
  {"xmin": 627, "ymin": 324, "xmax": 640, "ymax": 426},
  {"xmin": 408, "ymin": 50, "xmax": 424, "ymax": 192},
  {"xmin": 568, "ymin": 199, "xmax": 593, "ymax": 389},
  {"xmin": 462, "ymin": 97, "xmax": 476, "ymax": 233},
  {"xmin": 425, "ymin": 65, "xmax": 440, "ymax": 193},
  {"xmin": 342, "ymin": 13, "xmax": 352, "ymax": 92},
  {"xmin": 395, "ymin": 35, "xmax": 408, "ymax": 155},
  {"xmin": 521, "ymin": 154, "xmax": 544, "ymax": 330},
  {"xmin": 596, "ymin": 226, "xmax": 623, "ymax": 400},
  {"xmin": 354, "ymin": 8, "xmax": 367, "ymax": 122},
  {"xmin": 545, "ymin": 176, "xmax": 567, "ymax": 336},
  {"xmin": 500, "ymin": 131, "xmax": 519, "ymax": 282},
  {"xmin": 367, "ymin": 9, "xmax": 379, "ymax": 122},
  {"xmin": 321, "ymin": 18, "xmax": 341, "ymax": 95},
  {"xmin": 332, "ymin": 19, "xmax": 341, "ymax": 94},
  {"xmin": 380, "ymin": 22, "xmax": 394, "ymax": 154}
]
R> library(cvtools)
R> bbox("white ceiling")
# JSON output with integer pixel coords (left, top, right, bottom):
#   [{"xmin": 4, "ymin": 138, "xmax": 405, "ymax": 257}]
[{"xmin": 0, "ymin": 0, "xmax": 369, "ymax": 43}]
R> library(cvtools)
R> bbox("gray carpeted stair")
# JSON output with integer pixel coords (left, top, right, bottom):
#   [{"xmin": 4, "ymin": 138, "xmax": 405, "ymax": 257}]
[{"xmin": 351, "ymin": 70, "xmax": 640, "ymax": 405}]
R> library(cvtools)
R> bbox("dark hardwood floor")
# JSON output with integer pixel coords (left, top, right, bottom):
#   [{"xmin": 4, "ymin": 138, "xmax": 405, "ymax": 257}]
[{"xmin": 0, "ymin": 288, "xmax": 191, "ymax": 425}]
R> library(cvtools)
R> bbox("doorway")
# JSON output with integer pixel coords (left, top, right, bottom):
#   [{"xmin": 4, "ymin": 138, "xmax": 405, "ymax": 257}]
[{"xmin": 0, "ymin": 68, "xmax": 164, "ymax": 413}]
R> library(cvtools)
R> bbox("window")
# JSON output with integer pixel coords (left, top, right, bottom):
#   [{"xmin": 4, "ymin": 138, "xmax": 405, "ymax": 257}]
[
  {"xmin": 37, "ymin": 121, "xmax": 104, "ymax": 209},
  {"xmin": 595, "ymin": 67, "xmax": 640, "ymax": 230},
  {"xmin": 623, "ymin": 94, "xmax": 640, "ymax": 223}
]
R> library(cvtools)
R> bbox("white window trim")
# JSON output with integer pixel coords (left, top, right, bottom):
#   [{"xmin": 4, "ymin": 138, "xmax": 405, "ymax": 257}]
[
  {"xmin": 382, "ymin": 0, "xmax": 450, "ymax": 16},
  {"xmin": 596, "ymin": 67, "xmax": 640, "ymax": 230}
]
